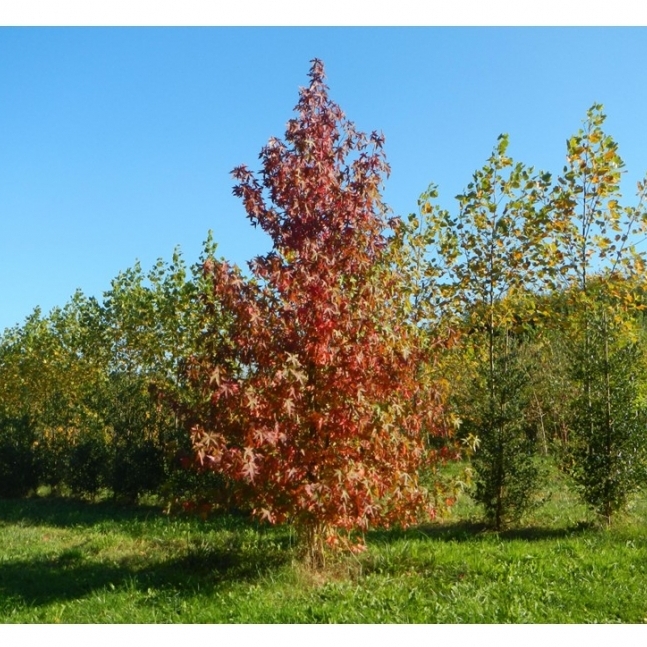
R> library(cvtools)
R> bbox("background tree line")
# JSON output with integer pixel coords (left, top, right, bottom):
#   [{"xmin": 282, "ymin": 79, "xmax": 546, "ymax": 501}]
[{"xmin": 0, "ymin": 238, "xmax": 226, "ymax": 505}]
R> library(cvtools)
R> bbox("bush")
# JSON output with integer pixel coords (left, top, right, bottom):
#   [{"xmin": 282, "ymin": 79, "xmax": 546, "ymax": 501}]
[
  {"xmin": 0, "ymin": 416, "xmax": 40, "ymax": 498},
  {"xmin": 65, "ymin": 430, "xmax": 111, "ymax": 497},
  {"xmin": 110, "ymin": 437, "xmax": 166, "ymax": 503},
  {"xmin": 567, "ymin": 305, "xmax": 647, "ymax": 523},
  {"xmin": 461, "ymin": 333, "xmax": 546, "ymax": 529}
]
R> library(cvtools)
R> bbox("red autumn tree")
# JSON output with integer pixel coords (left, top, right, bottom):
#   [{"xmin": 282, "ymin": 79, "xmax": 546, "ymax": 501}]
[{"xmin": 189, "ymin": 59, "xmax": 449, "ymax": 562}]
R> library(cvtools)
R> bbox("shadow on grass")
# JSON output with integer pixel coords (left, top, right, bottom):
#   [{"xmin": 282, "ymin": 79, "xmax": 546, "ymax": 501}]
[
  {"xmin": 0, "ymin": 539, "xmax": 290, "ymax": 608},
  {"xmin": 367, "ymin": 519, "xmax": 594, "ymax": 545},
  {"xmin": 0, "ymin": 496, "xmax": 162, "ymax": 529},
  {"xmin": 0, "ymin": 496, "xmax": 291, "ymax": 609},
  {"xmin": 497, "ymin": 522, "xmax": 594, "ymax": 541},
  {"xmin": 0, "ymin": 496, "xmax": 258, "ymax": 537}
]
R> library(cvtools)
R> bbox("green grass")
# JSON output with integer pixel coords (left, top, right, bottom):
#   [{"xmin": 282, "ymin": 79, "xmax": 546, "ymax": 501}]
[{"xmin": 1, "ymin": 474, "xmax": 647, "ymax": 623}]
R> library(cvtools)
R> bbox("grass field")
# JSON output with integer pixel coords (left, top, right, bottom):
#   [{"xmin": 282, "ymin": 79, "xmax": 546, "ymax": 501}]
[{"xmin": 1, "ymin": 471, "xmax": 647, "ymax": 623}]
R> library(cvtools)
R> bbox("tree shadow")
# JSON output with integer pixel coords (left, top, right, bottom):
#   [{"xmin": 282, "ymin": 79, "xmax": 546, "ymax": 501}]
[
  {"xmin": 0, "ymin": 496, "xmax": 292, "ymax": 610},
  {"xmin": 367, "ymin": 519, "xmax": 594, "ymax": 545},
  {"xmin": 0, "ymin": 496, "xmax": 261, "ymax": 539},
  {"xmin": 497, "ymin": 522, "xmax": 595, "ymax": 541},
  {"xmin": 0, "ymin": 539, "xmax": 290, "ymax": 608},
  {"xmin": 366, "ymin": 520, "xmax": 487, "ymax": 545},
  {"xmin": 0, "ymin": 496, "xmax": 162, "ymax": 529}
]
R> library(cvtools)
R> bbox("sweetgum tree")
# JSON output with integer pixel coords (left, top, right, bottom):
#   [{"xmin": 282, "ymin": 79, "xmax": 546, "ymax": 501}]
[{"xmin": 188, "ymin": 60, "xmax": 450, "ymax": 563}]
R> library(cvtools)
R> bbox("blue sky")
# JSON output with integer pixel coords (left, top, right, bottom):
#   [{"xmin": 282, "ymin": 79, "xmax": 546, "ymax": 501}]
[{"xmin": 2, "ymin": 26, "xmax": 647, "ymax": 333}]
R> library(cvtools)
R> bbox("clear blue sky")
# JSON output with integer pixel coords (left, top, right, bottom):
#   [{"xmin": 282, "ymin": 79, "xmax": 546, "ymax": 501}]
[{"xmin": 2, "ymin": 27, "xmax": 647, "ymax": 333}]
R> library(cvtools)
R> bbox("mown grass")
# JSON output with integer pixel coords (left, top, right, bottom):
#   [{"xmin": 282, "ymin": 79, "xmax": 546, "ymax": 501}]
[{"xmin": 1, "ymin": 472, "xmax": 647, "ymax": 623}]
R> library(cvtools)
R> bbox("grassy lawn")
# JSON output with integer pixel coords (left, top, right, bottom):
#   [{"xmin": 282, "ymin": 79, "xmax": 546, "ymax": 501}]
[{"xmin": 1, "ymin": 474, "xmax": 647, "ymax": 623}]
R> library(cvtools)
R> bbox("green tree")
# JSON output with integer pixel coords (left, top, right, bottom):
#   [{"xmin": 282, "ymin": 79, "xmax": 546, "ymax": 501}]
[
  {"xmin": 567, "ymin": 289, "xmax": 647, "ymax": 522},
  {"xmin": 551, "ymin": 105, "xmax": 647, "ymax": 522},
  {"xmin": 411, "ymin": 135, "xmax": 555, "ymax": 529},
  {"xmin": 101, "ymin": 236, "xmax": 226, "ymax": 503},
  {"xmin": 102, "ymin": 235, "xmax": 219, "ymax": 401},
  {"xmin": 0, "ymin": 296, "xmax": 110, "ymax": 494}
]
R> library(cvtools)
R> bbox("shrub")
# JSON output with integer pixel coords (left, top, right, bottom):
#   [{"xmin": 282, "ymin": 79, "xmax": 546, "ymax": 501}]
[{"xmin": 0, "ymin": 416, "xmax": 40, "ymax": 498}]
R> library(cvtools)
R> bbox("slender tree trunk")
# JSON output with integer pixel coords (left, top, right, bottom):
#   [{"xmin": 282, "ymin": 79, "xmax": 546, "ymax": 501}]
[
  {"xmin": 603, "ymin": 309, "xmax": 613, "ymax": 526},
  {"xmin": 300, "ymin": 520, "xmax": 330, "ymax": 569}
]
